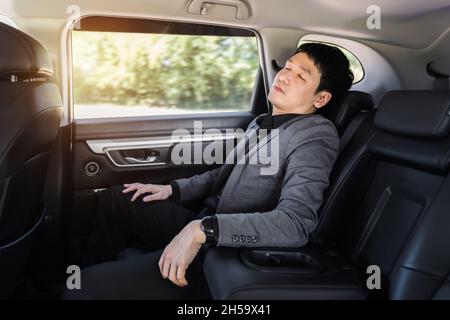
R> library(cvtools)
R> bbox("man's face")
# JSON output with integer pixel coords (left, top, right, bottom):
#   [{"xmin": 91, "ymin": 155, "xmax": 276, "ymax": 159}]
[{"xmin": 268, "ymin": 52, "xmax": 331, "ymax": 115}]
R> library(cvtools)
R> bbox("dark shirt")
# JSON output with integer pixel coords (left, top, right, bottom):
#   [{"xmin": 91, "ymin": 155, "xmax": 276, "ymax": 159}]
[{"xmin": 256, "ymin": 113, "xmax": 300, "ymax": 131}]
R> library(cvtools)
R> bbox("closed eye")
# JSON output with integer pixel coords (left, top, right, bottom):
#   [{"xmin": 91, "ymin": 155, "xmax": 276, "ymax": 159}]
[
  {"xmin": 284, "ymin": 64, "xmax": 306, "ymax": 81},
  {"xmin": 299, "ymin": 72, "xmax": 309, "ymax": 81}
]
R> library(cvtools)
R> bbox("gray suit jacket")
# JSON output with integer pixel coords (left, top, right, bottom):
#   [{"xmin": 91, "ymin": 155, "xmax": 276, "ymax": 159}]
[{"xmin": 174, "ymin": 113, "xmax": 339, "ymax": 248}]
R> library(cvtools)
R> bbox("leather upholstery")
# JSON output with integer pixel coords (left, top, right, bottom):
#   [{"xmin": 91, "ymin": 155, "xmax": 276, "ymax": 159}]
[
  {"xmin": 0, "ymin": 22, "xmax": 53, "ymax": 79},
  {"xmin": 203, "ymin": 245, "xmax": 368, "ymax": 300},
  {"xmin": 389, "ymin": 177, "xmax": 450, "ymax": 299},
  {"xmin": 325, "ymin": 90, "xmax": 450, "ymax": 299},
  {"xmin": 369, "ymin": 130, "xmax": 450, "ymax": 174},
  {"xmin": 319, "ymin": 91, "xmax": 374, "ymax": 136},
  {"xmin": 0, "ymin": 82, "xmax": 63, "ymax": 177},
  {"xmin": 374, "ymin": 91, "xmax": 450, "ymax": 139},
  {"xmin": 203, "ymin": 90, "xmax": 450, "ymax": 300},
  {"xmin": 313, "ymin": 110, "xmax": 377, "ymax": 243},
  {"xmin": 369, "ymin": 91, "xmax": 450, "ymax": 173},
  {"xmin": 0, "ymin": 22, "xmax": 62, "ymax": 298}
]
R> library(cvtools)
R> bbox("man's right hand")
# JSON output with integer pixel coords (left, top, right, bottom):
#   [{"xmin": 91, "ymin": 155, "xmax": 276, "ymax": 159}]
[{"xmin": 122, "ymin": 183, "xmax": 173, "ymax": 202}]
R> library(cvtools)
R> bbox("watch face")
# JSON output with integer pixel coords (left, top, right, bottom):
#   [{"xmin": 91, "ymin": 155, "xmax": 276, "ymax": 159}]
[
  {"xmin": 202, "ymin": 217, "xmax": 217, "ymax": 244},
  {"xmin": 202, "ymin": 217, "xmax": 213, "ymax": 233}
]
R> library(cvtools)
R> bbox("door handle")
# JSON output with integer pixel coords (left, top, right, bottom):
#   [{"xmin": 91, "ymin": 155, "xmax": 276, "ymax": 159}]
[{"xmin": 124, "ymin": 155, "xmax": 158, "ymax": 164}]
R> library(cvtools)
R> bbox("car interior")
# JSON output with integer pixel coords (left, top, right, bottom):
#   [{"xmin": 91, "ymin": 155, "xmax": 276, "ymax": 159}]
[{"xmin": 0, "ymin": 0, "xmax": 449, "ymax": 300}]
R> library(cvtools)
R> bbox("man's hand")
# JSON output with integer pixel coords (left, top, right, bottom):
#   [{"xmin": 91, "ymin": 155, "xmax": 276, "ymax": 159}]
[
  {"xmin": 122, "ymin": 183, "xmax": 173, "ymax": 202},
  {"xmin": 158, "ymin": 220, "xmax": 206, "ymax": 287}
]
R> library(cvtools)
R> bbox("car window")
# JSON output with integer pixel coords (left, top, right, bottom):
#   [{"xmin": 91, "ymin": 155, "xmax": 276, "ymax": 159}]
[
  {"xmin": 72, "ymin": 19, "xmax": 259, "ymax": 119},
  {"xmin": 298, "ymin": 40, "xmax": 364, "ymax": 84}
]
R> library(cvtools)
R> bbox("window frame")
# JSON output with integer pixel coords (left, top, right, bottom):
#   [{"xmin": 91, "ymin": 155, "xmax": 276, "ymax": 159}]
[{"xmin": 67, "ymin": 15, "xmax": 266, "ymax": 121}]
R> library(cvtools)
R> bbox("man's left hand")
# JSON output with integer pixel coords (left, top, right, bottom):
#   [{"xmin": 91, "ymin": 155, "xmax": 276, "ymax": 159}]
[{"xmin": 158, "ymin": 220, "xmax": 206, "ymax": 287}]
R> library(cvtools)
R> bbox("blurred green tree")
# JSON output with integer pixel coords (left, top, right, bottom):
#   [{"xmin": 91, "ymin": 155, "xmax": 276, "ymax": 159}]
[{"xmin": 72, "ymin": 31, "xmax": 259, "ymax": 111}]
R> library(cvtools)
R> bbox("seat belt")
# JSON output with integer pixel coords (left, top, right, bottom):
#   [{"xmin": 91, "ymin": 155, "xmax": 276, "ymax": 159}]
[{"xmin": 338, "ymin": 112, "xmax": 368, "ymax": 154}]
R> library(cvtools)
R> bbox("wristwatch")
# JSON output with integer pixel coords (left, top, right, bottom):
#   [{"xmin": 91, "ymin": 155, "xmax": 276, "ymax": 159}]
[{"xmin": 200, "ymin": 216, "xmax": 219, "ymax": 245}]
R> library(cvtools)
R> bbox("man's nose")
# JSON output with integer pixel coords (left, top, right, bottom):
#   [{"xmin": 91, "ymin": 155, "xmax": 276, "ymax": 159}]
[{"xmin": 278, "ymin": 70, "xmax": 292, "ymax": 84}]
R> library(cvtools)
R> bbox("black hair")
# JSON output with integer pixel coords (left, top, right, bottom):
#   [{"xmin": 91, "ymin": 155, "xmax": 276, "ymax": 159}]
[{"xmin": 295, "ymin": 42, "xmax": 354, "ymax": 107}]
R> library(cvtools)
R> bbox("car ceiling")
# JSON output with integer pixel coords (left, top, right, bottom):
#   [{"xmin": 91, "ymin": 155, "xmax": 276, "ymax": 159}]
[{"xmin": 0, "ymin": 0, "xmax": 449, "ymax": 49}]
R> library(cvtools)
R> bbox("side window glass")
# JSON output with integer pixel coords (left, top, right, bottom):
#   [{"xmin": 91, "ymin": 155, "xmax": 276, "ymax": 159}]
[{"xmin": 72, "ymin": 19, "xmax": 260, "ymax": 119}]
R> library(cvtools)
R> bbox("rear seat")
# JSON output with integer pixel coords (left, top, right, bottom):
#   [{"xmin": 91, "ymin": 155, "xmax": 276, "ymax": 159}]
[
  {"xmin": 346, "ymin": 90, "xmax": 450, "ymax": 299},
  {"xmin": 314, "ymin": 92, "xmax": 376, "ymax": 243},
  {"xmin": 203, "ymin": 90, "xmax": 450, "ymax": 300},
  {"xmin": 316, "ymin": 90, "xmax": 450, "ymax": 299}
]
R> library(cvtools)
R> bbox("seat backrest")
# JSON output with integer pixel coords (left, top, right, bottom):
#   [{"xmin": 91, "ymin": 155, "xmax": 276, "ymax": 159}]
[
  {"xmin": 0, "ymin": 22, "xmax": 63, "ymax": 244},
  {"xmin": 313, "ymin": 91, "xmax": 376, "ymax": 243},
  {"xmin": 317, "ymin": 90, "xmax": 450, "ymax": 299},
  {"xmin": 318, "ymin": 90, "xmax": 374, "ymax": 136},
  {"xmin": 0, "ymin": 22, "xmax": 63, "ymax": 297}
]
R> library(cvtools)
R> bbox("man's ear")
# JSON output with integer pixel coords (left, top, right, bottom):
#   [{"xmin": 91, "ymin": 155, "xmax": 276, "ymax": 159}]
[{"xmin": 313, "ymin": 91, "xmax": 332, "ymax": 109}]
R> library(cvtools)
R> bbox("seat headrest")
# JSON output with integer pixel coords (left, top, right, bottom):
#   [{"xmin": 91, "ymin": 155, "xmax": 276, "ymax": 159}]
[
  {"xmin": 375, "ymin": 91, "xmax": 450, "ymax": 139},
  {"xmin": 318, "ymin": 91, "xmax": 374, "ymax": 136},
  {"xmin": 0, "ymin": 22, "xmax": 53, "ymax": 80}
]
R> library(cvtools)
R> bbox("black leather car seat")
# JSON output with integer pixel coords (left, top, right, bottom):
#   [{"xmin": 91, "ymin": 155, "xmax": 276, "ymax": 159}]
[
  {"xmin": 0, "ymin": 22, "xmax": 63, "ymax": 298},
  {"xmin": 202, "ymin": 90, "xmax": 450, "ymax": 300}
]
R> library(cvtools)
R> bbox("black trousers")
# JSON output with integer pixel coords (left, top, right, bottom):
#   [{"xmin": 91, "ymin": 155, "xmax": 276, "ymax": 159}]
[{"xmin": 63, "ymin": 185, "xmax": 211, "ymax": 300}]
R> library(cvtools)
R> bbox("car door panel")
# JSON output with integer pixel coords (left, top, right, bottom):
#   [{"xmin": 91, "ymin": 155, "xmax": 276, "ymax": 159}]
[{"xmin": 70, "ymin": 112, "xmax": 256, "ymax": 238}]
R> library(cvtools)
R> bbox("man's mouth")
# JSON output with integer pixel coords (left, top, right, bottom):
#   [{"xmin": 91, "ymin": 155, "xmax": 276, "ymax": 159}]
[{"xmin": 273, "ymin": 84, "xmax": 284, "ymax": 94}]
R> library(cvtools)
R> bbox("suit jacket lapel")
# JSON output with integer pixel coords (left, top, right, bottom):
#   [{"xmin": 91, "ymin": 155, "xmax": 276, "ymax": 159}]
[{"xmin": 209, "ymin": 118, "xmax": 260, "ymax": 195}]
